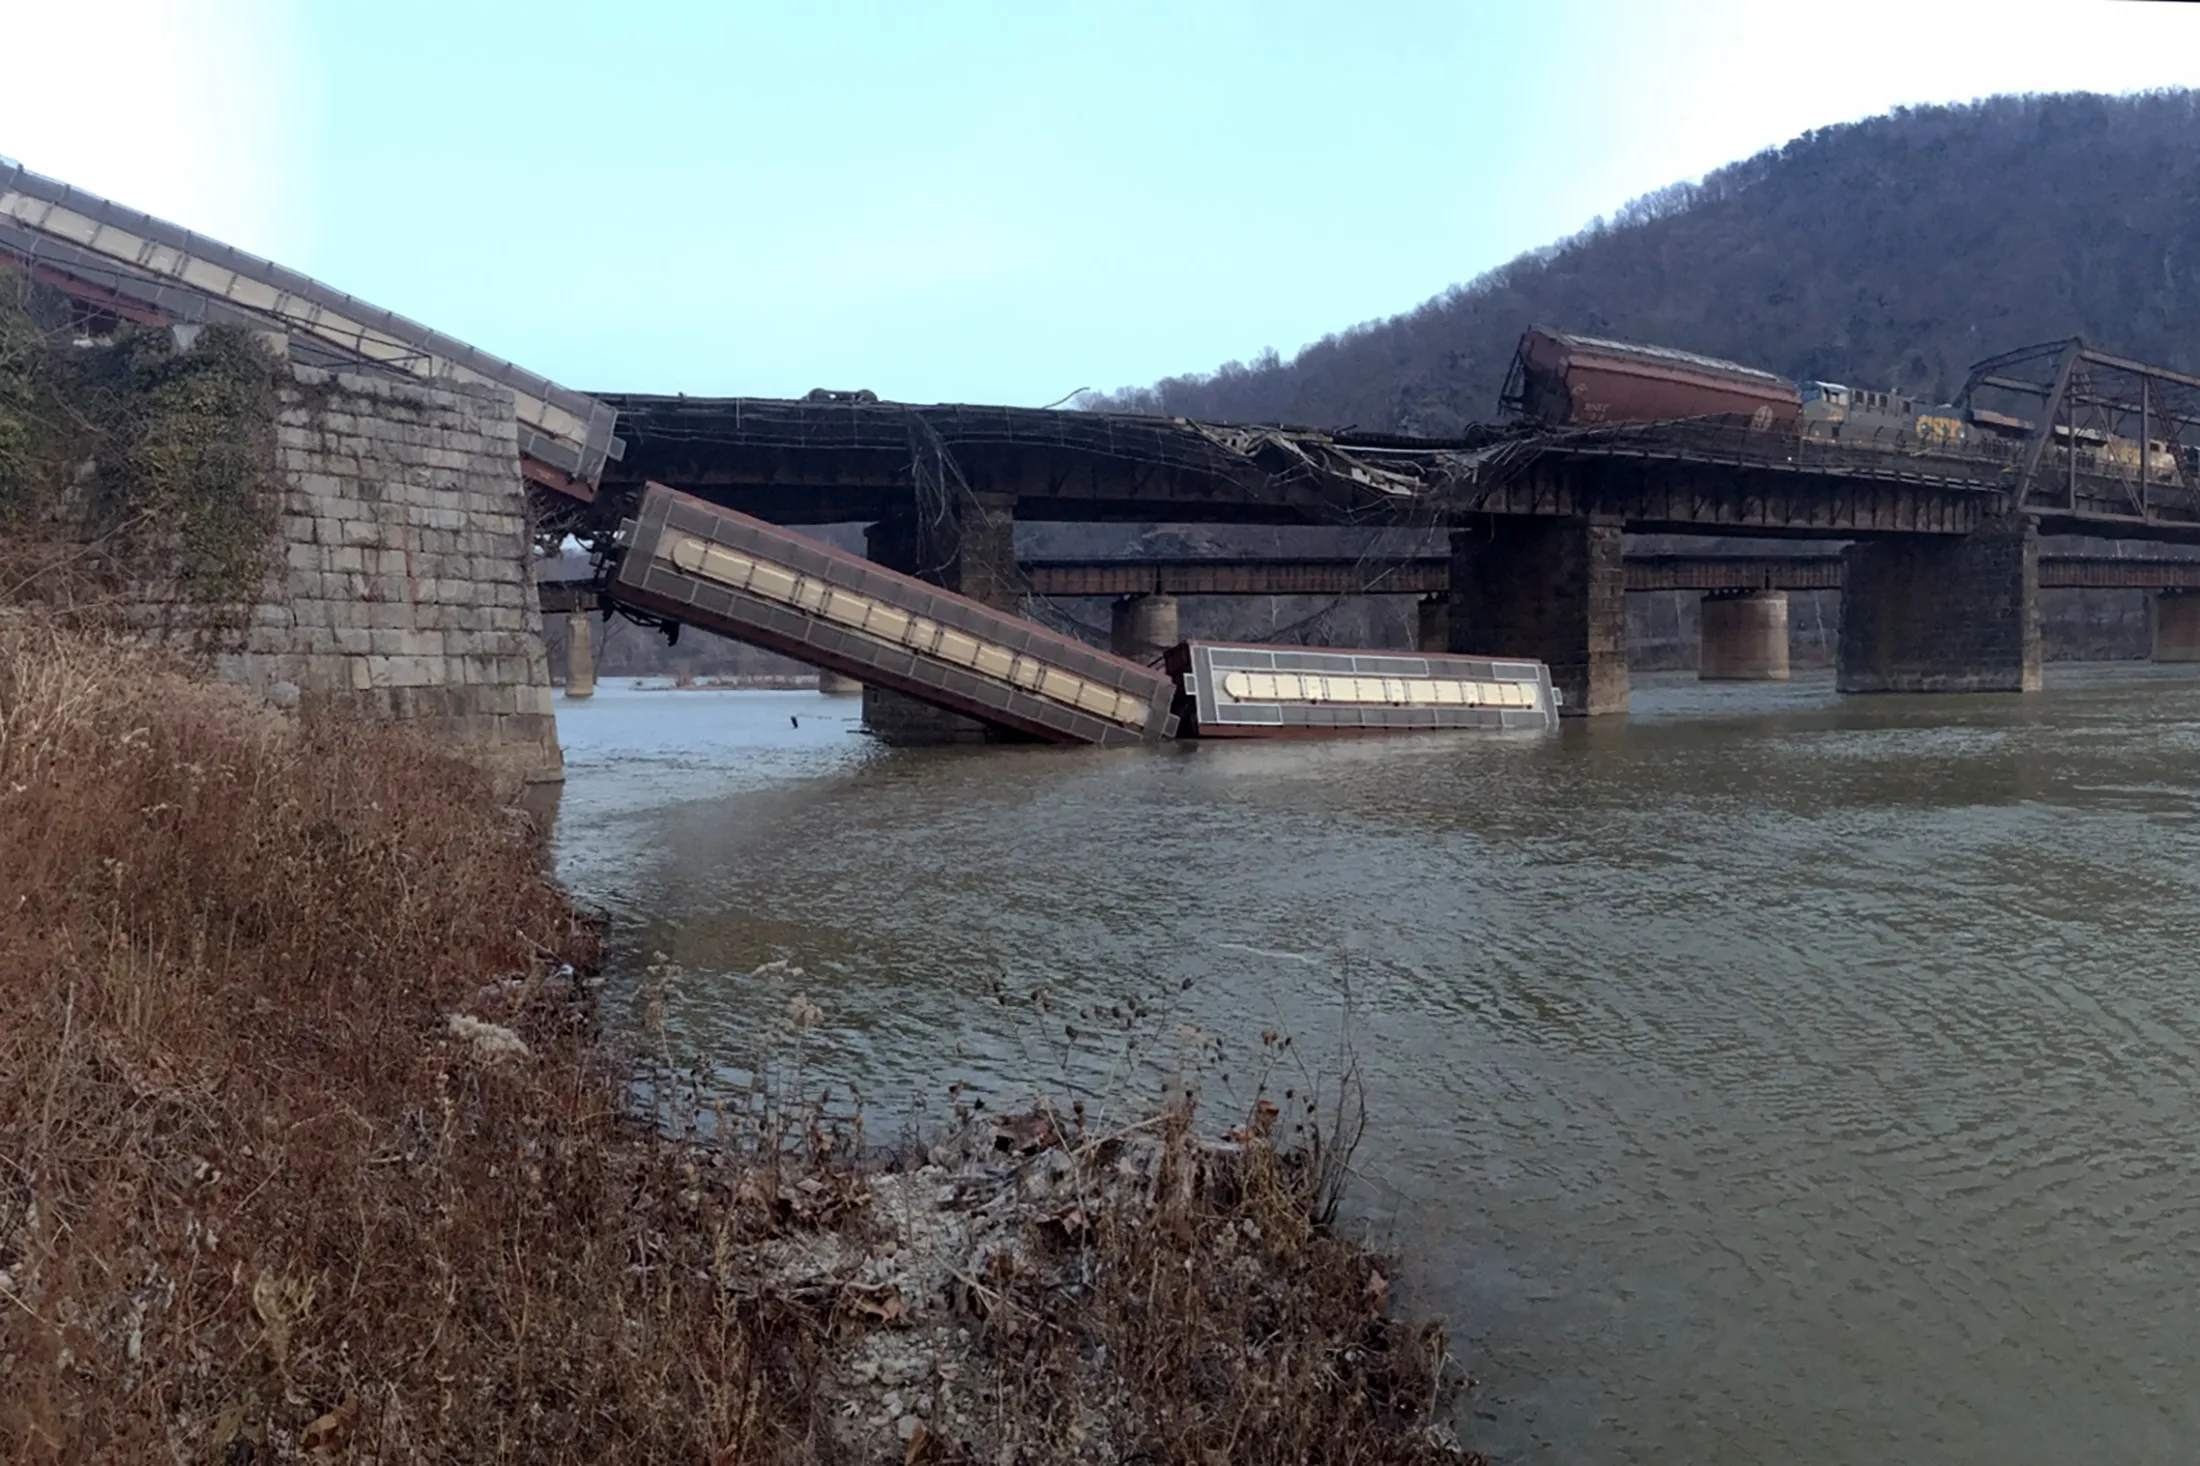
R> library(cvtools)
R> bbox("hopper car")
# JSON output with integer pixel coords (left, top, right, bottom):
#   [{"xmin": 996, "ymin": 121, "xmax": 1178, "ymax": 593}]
[
  {"xmin": 1500, "ymin": 327, "xmax": 1802, "ymax": 433},
  {"xmin": 1165, "ymin": 641, "xmax": 1558, "ymax": 738},
  {"xmin": 604, "ymin": 483, "xmax": 1178, "ymax": 747}
]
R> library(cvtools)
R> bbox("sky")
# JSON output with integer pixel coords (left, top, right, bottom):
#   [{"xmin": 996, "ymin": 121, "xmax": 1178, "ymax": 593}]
[{"xmin": 5, "ymin": 1, "xmax": 2199, "ymax": 406}]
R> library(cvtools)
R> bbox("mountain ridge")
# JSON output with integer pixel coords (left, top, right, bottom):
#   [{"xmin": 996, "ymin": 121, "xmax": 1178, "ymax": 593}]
[{"xmin": 1084, "ymin": 90, "xmax": 2200, "ymax": 436}]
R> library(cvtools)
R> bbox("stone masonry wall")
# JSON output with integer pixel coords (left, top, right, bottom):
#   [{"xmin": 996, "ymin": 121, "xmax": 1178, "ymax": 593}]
[
  {"xmin": 1448, "ymin": 515, "xmax": 1629, "ymax": 715},
  {"xmin": 216, "ymin": 364, "xmax": 561, "ymax": 782},
  {"xmin": 1837, "ymin": 514, "xmax": 2043, "ymax": 694}
]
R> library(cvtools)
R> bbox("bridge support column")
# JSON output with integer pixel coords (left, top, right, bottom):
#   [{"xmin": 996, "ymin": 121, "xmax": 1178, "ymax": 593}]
[
  {"xmin": 563, "ymin": 613, "xmax": 596, "ymax": 700},
  {"xmin": 817, "ymin": 669, "xmax": 863, "ymax": 695},
  {"xmin": 1416, "ymin": 594, "xmax": 1449, "ymax": 655},
  {"xmin": 1110, "ymin": 593, "xmax": 1178, "ymax": 664},
  {"xmin": 1837, "ymin": 515, "xmax": 2040, "ymax": 693},
  {"xmin": 2151, "ymin": 592, "xmax": 2200, "ymax": 662},
  {"xmin": 1698, "ymin": 590, "xmax": 1790, "ymax": 681},
  {"xmin": 860, "ymin": 492, "xmax": 1022, "ymax": 744},
  {"xmin": 1448, "ymin": 516, "xmax": 1627, "ymax": 715}
]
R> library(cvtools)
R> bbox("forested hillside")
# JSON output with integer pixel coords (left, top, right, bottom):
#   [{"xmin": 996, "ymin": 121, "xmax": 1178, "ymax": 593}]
[{"xmin": 1087, "ymin": 91, "xmax": 2200, "ymax": 435}]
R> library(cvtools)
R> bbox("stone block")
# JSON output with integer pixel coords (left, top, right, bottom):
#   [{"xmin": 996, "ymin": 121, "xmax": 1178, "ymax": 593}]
[
  {"xmin": 1448, "ymin": 515, "xmax": 1628, "ymax": 715},
  {"xmin": 1838, "ymin": 516, "xmax": 2041, "ymax": 693},
  {"xmin": 1700, "ymin": 591, "xmax": 1791, "ymax": 682},
  {"xmin": 2153, "ymin": 592, "xmax": 2200, "ymax": 662}
]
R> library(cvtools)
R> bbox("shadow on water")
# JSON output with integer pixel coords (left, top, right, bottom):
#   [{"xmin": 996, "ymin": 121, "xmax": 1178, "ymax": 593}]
[{"xmin": 551, "ymin": 669, "xmax": 2200, "ymax": 1465}]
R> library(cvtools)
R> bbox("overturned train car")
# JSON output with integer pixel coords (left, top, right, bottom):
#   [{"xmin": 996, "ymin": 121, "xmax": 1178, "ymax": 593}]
[
  {"xmin": 1501, "ymin": 327, "xmax": 1802, "ymax": 433},
  {"xmin": 1165, "ymin": 641, "xmax": 1559, "ymax": 738},
  {"xmin": 608, "ymin": 484, "xmax": 1178, "ymax": 747}
]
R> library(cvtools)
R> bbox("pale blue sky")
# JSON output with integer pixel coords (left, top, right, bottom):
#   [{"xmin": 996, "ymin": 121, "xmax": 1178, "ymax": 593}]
[{"xmin": 7, "ymin": 2, "xmax": 2199, "ymax": 404}]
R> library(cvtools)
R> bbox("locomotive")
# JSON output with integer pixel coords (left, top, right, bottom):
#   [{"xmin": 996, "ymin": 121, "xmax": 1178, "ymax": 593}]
[{"xmin": 1800, "ymin": 379, "xmax": 2196, "ymax": 483}]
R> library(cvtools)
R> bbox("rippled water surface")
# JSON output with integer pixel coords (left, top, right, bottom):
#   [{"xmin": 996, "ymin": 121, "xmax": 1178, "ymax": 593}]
[{"xmin": 550, "ymin": 668, "xmax": 2200, "ymax": 1464}]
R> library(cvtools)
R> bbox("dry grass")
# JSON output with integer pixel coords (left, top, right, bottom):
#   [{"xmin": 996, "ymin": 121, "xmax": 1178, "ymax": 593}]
[
  {"xmin": 0, "ymin": 622, "xmax": 1474, "ymax": 1464},
  {"xmin": 0, "ymin": 621, "xmax": 797, "ymax": 1462}
]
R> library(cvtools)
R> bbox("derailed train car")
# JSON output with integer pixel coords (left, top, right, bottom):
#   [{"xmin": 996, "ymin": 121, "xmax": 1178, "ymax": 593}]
[
  {"xmin": 607, "ymin": 484, "xmax": 1178, "ymax": 747},
  {"xmin": 1500, "ymin": 327, "xmax": 1803, "ymax": 433},
  {"xmin": 1165, "ymin": 641, "xmax": 1558, "ymax": 738}
]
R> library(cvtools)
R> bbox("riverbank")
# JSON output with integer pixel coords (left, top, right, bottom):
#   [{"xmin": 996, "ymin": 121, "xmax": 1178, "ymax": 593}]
[{"xmin": 0, "ymin": 623, "xmax": 1472, "ymax": 1463}]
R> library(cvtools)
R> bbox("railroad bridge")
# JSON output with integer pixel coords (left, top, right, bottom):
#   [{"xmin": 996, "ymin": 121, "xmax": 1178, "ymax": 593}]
[{"xmin": 564, "ymin": 372, "xmax": 2200, "ymax": 721}]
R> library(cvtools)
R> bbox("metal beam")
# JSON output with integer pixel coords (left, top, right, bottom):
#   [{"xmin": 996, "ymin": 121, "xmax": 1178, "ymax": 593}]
[{"xmin": 541, "ymin": 550, "xmax": 2200, "ymax": 615}]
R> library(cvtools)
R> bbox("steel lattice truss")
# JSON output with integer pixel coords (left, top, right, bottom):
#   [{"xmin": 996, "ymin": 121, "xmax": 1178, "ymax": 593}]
[{"xmin": 1961, "ymin": 338, "xmax": 2200, "ymax": 523}]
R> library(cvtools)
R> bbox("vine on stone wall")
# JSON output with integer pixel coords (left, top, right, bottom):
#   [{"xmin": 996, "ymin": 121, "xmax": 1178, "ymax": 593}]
[{"xmin": 0, "ymin": 277, "xmax": 283, "ymax": 651}]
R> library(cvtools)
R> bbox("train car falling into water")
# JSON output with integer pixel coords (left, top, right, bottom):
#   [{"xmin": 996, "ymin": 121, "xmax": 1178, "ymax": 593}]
[
  {"xmin": 1165, "ymin": 641, "xmax": 1559, "ymax": 738},
  {"xmin": 605, "ymin": 484, "xmax": 1178, "ymax": 747},
  {"xmin": 599, "ymin": 484, "xmax": 1561, "ymax": 749}
]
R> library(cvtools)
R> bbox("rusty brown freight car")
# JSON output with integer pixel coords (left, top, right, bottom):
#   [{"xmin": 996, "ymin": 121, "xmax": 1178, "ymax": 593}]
[
  {"xmin": 1501, "ymin": 327, "xmax": 1803, "ymax": 432},
  {"xmin": 1165, "ymin": 641, "xmax": 1558, "ymax": 738},
  {"xmin": 607, "ymin": 484, "xmax": 1177, "ymax": 747}
]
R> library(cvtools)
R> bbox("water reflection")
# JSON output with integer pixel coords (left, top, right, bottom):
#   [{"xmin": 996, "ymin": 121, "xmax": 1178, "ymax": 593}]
[{"xmin": 553, "ymin": 669, "xmax": 2200, "ymax": 1465}]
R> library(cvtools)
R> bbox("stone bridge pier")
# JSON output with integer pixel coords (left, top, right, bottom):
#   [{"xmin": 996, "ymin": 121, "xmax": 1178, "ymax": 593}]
[
  {"xmin": 1699, "ymin": 590, "xmax": 1790, "ymax": 681},
  {"xmin": 860, "ymin": 491, "xmax": 1020, "ymax": 744},
  {"xmin": 1836, "ymin": 516, "xmax": 2042, "ymax": 693},
  {"xmin": 563, "ymin": 613, "xmax": 596, "ymax": 699},
  {"xmin": 1110, "ymin": 593, "xmax": 1178, "ymax": 664},
  {"xmin": 2152, "ymin": 591, "xmax": 2200, "ymax": 662},
  {"xmin": 1446, "ymin": 516, "xmax": 1629, "ymax": 715},
  {"xmin": 1416, "ymin": 594, "xmax": 1449, "ymax": 655}
]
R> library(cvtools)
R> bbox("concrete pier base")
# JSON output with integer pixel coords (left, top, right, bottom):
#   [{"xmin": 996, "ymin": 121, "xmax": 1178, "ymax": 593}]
[
  {"xmin": 817, "ymin": 669, "xmax": 863, "ymax": 695},
  {"xmin": 1838, "ymin": 515, "xmax": 2041, "ymax": 693},
  {"xmin": 563, "ymin": 613, "xmax": 596, "ymax": 699},
  {"xmin": 1698, "ymin": 590, "xmax": 1790, "ymax": 681},
  {"xmin": 1449, "ymin": 516, "xmax": 1628, "ymax": 715},
  {"xmin": 2152, "ymin": 591, "xmax": 2200, "ymax": 662},
  {"xmin": 861, "ymin": 492, "xmax": 1022, "ymax": 744},
  {"xmin": 1416, "ymin": 594, "xmax": 1449, "ymax": 655},
  {"xmin": 1110, "ymin": 593, "xmax": 1179, "ymax": 664}
]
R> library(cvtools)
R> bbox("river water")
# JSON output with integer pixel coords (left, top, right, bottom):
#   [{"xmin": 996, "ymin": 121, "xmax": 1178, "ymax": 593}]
[{"xmin": 550, "ymin": 667, "xmax": 2200, "ymax": 1464}]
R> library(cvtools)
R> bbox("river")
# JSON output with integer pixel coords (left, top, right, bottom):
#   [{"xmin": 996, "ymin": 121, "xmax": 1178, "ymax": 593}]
[{"xmin": 549, "ymin": 666, "xmax": 2200, "ymax": 1464}]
